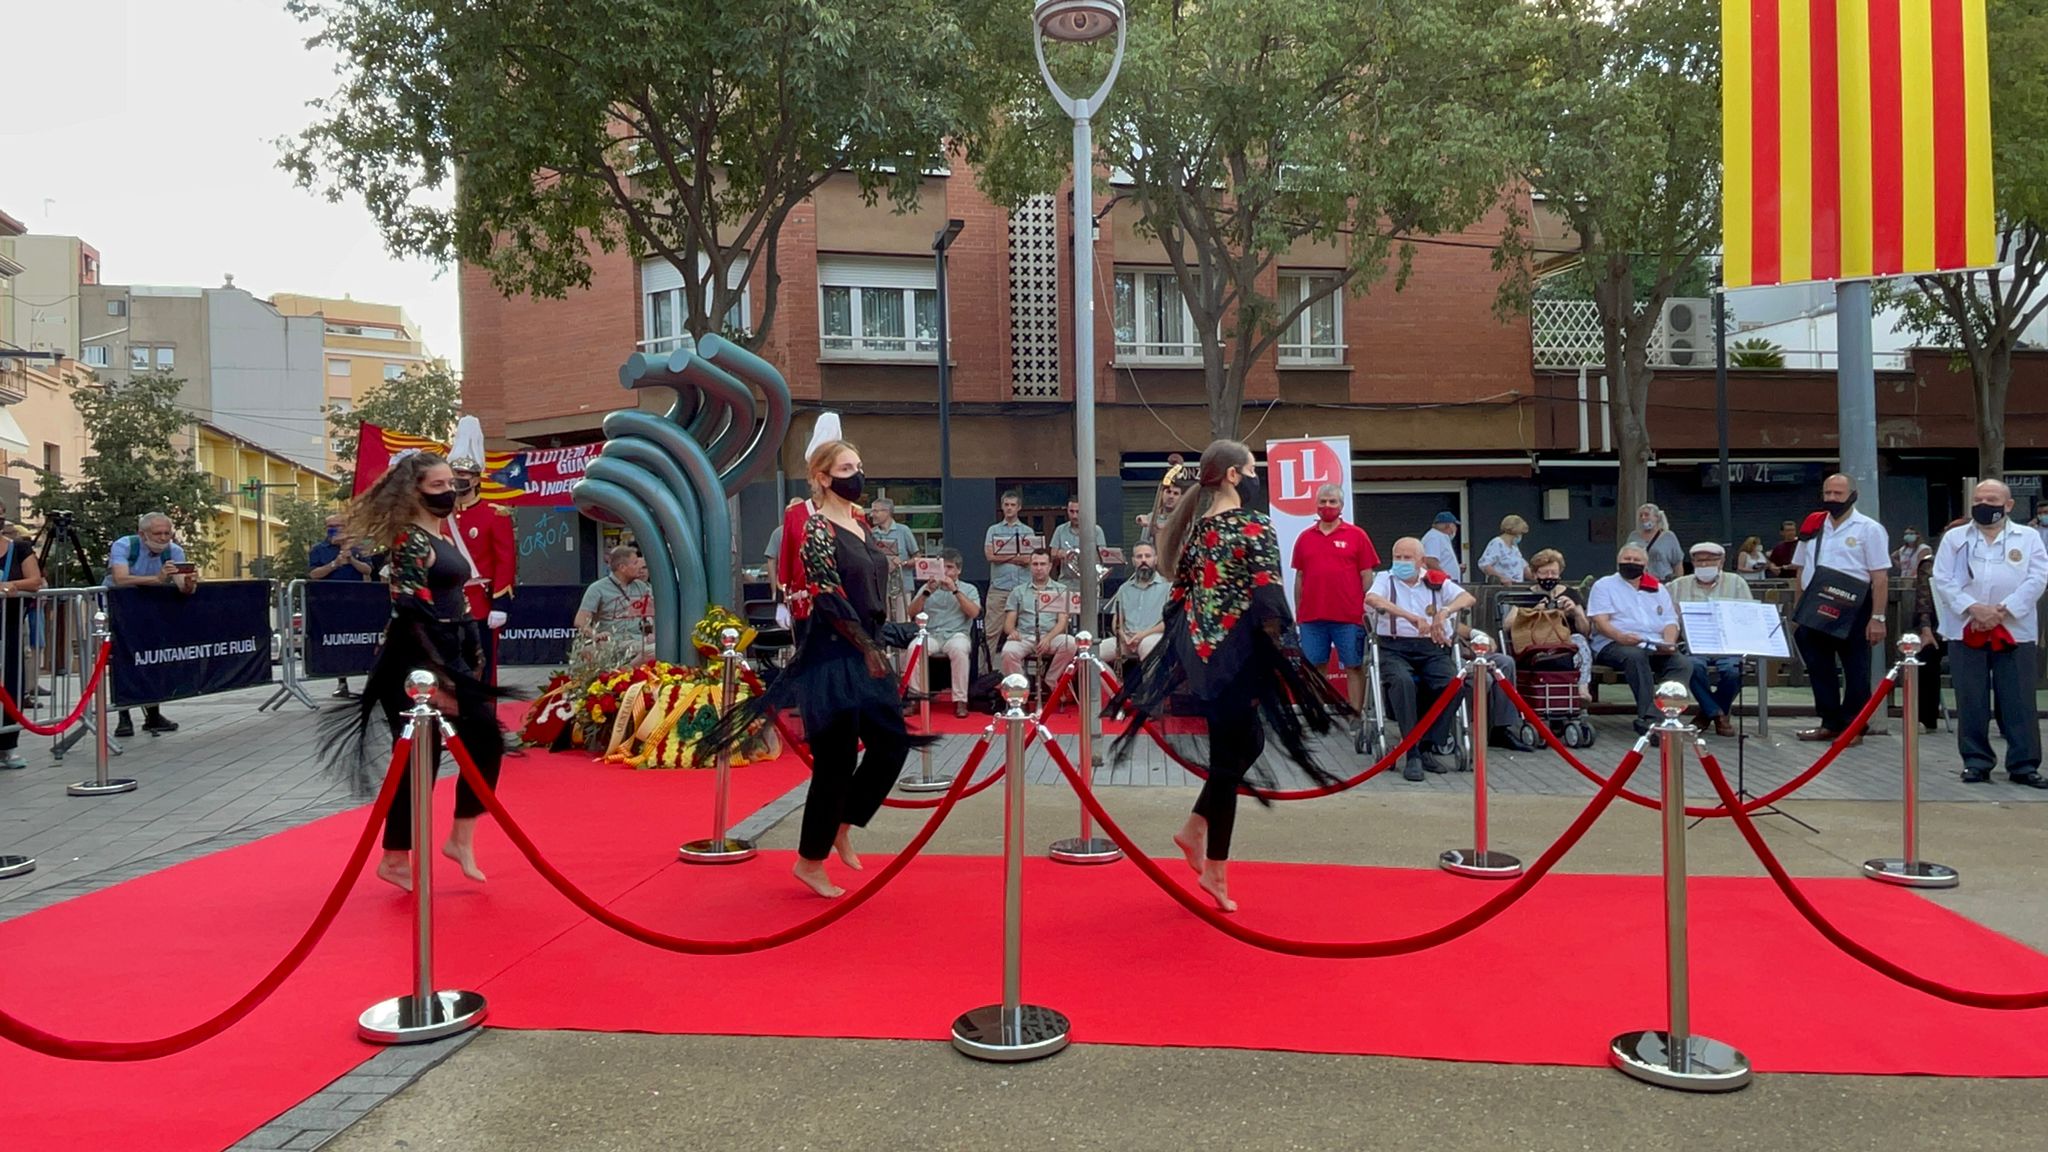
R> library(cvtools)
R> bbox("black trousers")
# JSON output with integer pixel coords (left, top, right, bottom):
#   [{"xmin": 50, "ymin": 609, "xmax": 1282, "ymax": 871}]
[
  {"xmin": 1594, "ymin": 645, "xmax": 1697, "ymax": 726},
  {"xmin": 1919, "ymin": 640, "xmax": 1945, "ymax": 729},
  {"xmin": 0, "ymin": 600, "xmax": 24, "ymax": 753},
  {"xmin": 1950, "ymin": 640, "xmax": 2041, "ymax": 777},
  {"xmin": 1794, "ymin": 605, "xmax": 1874, "ymax": 734},
  {"xmin": 801, "ymin": 706, "xmax": 911, "ymax": 861},
  {"xmin": 1192, "ymin": 698, "xmax": 1265, "ymax": 862},
  {"xmin": 1377, "ymin": 638, "xmax": 1458, "ymax": 753},
  {"xmin": 381, "ymin": 701, "xmax": 504, "ymax": 852}
]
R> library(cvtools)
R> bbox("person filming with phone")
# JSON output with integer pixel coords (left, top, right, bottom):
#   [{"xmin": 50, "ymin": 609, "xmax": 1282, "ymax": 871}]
[{"xmin": 105, "ymin": 511, "xmax": 196, "ymax": 737}]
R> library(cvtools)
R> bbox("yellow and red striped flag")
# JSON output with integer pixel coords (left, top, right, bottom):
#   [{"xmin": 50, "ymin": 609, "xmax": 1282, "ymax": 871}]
[{"xmin": 1723, "ymin": 0, "xmax": 1996, "ymax": 289}]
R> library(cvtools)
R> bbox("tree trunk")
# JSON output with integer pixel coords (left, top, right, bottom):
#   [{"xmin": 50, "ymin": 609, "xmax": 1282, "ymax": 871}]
[
  {"xmin": 1205, "ymin": 347, "xmax": 1243, "ymax": 442},
  {"xmin": 1978, "ymin": 347, "xmax": 2012, "ymax": 481},
  {"xmin": 1606, "ymin": 326, "xmax": 1657, "ymax": 543}
]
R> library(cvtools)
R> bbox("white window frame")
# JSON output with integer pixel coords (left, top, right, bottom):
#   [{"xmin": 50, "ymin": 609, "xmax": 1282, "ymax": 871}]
[
  {"xmin": 155, "ymin": 346, "xmax": 175, "ymax": 369},
  {"xmin": 382, "ymin": 363, "xmax": 406, "ymax": 382},
  {"xmin": 129, "ymin": 346, "xmax": 150, "ymax": 371},
  {"xmin": 641, "ymin": 254, "xmax": 750, "ymax": 355},
  {"xmin": 1278, "ymin": 271, "xmax": 1346, "ymax": 365},
  {"xmin": 327, "ymin": 357, "xmax": 351, "ymax": 377},
  {"xmin": 82, "ymin": 345, "xmax": 109, "ymax": 368},
  {"xmin": 1113, "ymin": 268, "xmax": 1201, "ymax": 365},
  {"xmin": 816, "ymin": 256, "xmax": 940, "ymax": 361}
]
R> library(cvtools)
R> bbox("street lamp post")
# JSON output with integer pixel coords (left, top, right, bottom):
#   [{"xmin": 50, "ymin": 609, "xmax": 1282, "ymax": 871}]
[
  {"xmin": 933, "ymin": 219, "xmax": 965, "ymax": 521},
  {"xmin": 1035, "ymin": 0, "xmax": 1127, "ymax": 648}
]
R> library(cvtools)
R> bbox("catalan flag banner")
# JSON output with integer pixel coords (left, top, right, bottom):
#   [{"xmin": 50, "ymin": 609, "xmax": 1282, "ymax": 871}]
[
  {"xmin": 1723, "ymin": 0, "xmax": 1996, "ymax": 289},
  {"xmin": 350, "ymin": 421, "xmax": 598, "ymax": 506}
]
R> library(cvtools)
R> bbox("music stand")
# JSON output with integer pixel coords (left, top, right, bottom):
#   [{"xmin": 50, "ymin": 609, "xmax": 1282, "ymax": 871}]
[{"xmin": 1678, "ymin": 600, "xmax": 1817, "ymax": 832}]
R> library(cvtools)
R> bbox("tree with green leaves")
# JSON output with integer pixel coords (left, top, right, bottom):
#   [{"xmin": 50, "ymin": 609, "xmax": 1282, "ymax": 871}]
[
  {"xmin": 326, "ymin": 362, "xmax": 463, "ymax": 494},
  {"xmin": 986, "ymin": 0, "xmax": 1536, "ymax": 440},
  {"xmin": 1522, "ymin": 0, "xmax": 1720, "ymax": 534},
  {"xmin": 26, "ymin": 372, "xmax": 221, "ymax": 575},
  {"xmin": 271, "ymin": 492, "xmax": 338, "ymax": 579},
  {"xmin": 1877, "ymin": 0, "xmax": 2048, "ymax": 481},
  {"xmin": 283, "ymin": 0, "xmax": 1015, "ymax": 347}
]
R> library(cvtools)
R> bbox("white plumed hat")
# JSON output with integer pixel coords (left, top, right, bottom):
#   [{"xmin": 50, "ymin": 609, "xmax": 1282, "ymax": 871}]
[
  {"xmin": 802, "ymin": 411, "xmax": 843, "ymax": 460},
  {"xmin": 447, "ymin": 416, "xmax": 486, "ymax": 472}
]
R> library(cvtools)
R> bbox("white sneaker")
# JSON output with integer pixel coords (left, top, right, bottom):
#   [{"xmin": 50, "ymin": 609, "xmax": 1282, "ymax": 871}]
[{"xmin": 0, "ymin": 752, "xmax": 25, "ymax": 770}]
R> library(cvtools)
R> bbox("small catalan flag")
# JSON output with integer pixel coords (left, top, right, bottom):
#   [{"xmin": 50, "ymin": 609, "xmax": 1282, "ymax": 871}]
[{"xmin": 1723, "ymin": 0, "xmax": 1996, "ymax": 289}]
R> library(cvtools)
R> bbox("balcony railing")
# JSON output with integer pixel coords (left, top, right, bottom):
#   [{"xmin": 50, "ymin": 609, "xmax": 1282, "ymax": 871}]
[{"xmin": 1531, "ymin": 297, "xmax": 1909, "ymax": 371}]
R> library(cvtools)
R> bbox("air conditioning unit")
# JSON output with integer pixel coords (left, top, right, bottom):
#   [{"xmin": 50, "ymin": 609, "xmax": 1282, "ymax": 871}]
[{"xmin": 1658, "ymin": 297, "xmax": 1711, "ymax": 368}]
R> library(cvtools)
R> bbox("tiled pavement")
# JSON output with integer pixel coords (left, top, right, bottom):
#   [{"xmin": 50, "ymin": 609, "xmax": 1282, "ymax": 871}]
[{"xmin": 1, "ymin": 668, "xmax": 2041, "ymax": 1150}]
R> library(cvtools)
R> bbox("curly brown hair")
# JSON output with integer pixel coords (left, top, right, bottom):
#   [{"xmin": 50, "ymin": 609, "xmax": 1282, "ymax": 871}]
[{"xmin": 347, "ymin": 451, "xmax": 447, "ymax": 550}]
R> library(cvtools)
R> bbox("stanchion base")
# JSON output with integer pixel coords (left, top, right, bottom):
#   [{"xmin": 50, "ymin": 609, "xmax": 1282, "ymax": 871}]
[
  {"xmin": 950, "ymin": 1003, "xmax": 1071, "ymax": 1062},
  {"xmin": 1048, "ymin": 836, "xmax": 1123, "ymax": 865},
  {"xmin": 1862, "ymin": 858, "xmax": 1960, "ymax": 888},
  {"xmin": 1439, "ymin": 849, "xmax": 1523, "ymax": 879},
  {"xmin": 358, "ymin": 990, "xmax": 488, "ymax": 1044},
  {"xmin": 0, "ymin": 854, "xmax": 34, "ymax": 879},
  {"xmin": 67, "ymin": 778, "xmax": 138, "ymax": 797},
  {"xmin": 1609, "ymin": 1030, "xmax": 1752, "ymax": 1092},
  {"xmin": 678, "ymin": 837, "xmax": 759, "ymax": 864},
  {"xmin": 897, "ymin": 776, "xmax": 956, "ymax": 794}
]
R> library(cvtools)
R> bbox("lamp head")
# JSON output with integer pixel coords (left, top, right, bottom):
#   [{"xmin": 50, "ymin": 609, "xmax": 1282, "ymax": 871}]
[
  {"xmin": 1655, "ymin": 681, "xmax": 1691, "ymax": 719},
  {"xmin": 1035, "ymin": 0, "xmax": 1122, "ymax": 42}
]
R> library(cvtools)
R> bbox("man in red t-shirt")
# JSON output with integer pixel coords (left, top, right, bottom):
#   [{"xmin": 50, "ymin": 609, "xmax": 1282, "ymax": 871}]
[{"xmin": 1291, "ymin": 483, "xmax": 1382, "ymax": 717}]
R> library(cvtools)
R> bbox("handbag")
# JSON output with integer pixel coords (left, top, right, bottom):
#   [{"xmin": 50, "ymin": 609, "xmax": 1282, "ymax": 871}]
[
  {"xmin": 1505, "ymin": 604, "xmax": 1574, "ymax": 651},
  {"xmin": 1791, "ymin": 517, "xmax": 1870, "ymax": 639}
]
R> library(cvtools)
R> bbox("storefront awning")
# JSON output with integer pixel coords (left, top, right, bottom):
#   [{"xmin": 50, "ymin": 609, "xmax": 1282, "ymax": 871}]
[{"xmin": 0, "ymin": 405, "xmax": 31, "ymax": 456}]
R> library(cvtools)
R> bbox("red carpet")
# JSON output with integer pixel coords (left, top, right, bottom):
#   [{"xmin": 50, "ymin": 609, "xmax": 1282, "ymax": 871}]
[
  {"xmin": 0, "ymin": 747, "xmax": 809, "ymax": 1152},
  {"xmin": 9, "ymin": 742, "xmax": 2048, "ymax": 1151}
]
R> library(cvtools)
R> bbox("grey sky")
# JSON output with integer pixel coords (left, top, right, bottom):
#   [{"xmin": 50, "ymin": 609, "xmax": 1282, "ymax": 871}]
[{"xmin": 0, "ymin": 0, "xmax": 462, "ymax": 368}]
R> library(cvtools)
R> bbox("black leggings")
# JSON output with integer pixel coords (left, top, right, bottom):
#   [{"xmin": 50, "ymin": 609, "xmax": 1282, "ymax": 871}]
[
  {"xmin": 1192, "ymin": 700, "xmax": 1266, "ymax": 861},
  {"xmin": 382, "ymin": 704, "xmax": 503, "ymax": 852},
  {"xmin": 800, "ymin": 705, "xmax": 912, "ymax": 861}
]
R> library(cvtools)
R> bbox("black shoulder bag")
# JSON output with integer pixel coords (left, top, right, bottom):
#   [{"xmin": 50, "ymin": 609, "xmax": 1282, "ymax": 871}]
[{"xmin": 1791, "ymin": 517, "xmax": 1871, "ymax": 639}]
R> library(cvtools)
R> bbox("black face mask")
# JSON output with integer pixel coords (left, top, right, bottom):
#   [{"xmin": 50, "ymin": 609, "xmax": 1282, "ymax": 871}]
[
  {"xmin": 1234, "ymin": 472, "xmax": 1263, "ymax": 507},
  {"xmin": 1535, "ymin": 576, "xmax": 1559, "ymax": 591},
  {"xmin": 1617, "ymin": 562, "xmax": 1646, "ymax": 581},
  {"xmin": 1973, "ymin": 503, "xmax": 2006, "ymax": 526},
  {"xmin": 1822, "ymin": 492, "xmax": 1857, "ymax": 517},
  {"xmin": 828, "ymin": 470, "xmax": 866, "ymax": 501}
]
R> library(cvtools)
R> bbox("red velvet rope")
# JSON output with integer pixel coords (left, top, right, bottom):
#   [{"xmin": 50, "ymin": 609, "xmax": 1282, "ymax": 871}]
[
  {"xmin": 0, "ymin": 640, "xmax": 110, "ymax": 737},
  {"xmin": 1041, "ymin": 734, "xmax": 1646, "ymax": 957},
  {"xmin": 1495, "ymin": 669, "xmax": 1898, "ymax": 818},
  {"xmin": 444, "ymin": 729, "xmax": 975, "ymax": 955},
  {"xmin": 898, "ymin": 641, "xmax": 923, "ymax": 695},
  {"xmin": 0, "ymin": 735, "xmax": 411, "ymax": 1061},
  {"xmin": 1699, "ymin": 746, "xmax": 2048, "ymax": 1010},
  {"xmin": 1147, "ymin": 675, "xmax": 1470, "ymax": 801}
]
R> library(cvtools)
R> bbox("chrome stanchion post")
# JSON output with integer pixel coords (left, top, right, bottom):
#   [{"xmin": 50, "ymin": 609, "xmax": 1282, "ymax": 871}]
[
  {"xmin": 1049, "ymin": 636, "xmax": 1121, "ymax": 864},
  {"xmin": 953, "ymin": 674, "xmax": 1070, "ymax": 1062},
  {"xmin": 68, "ymin": 612, "xmax": 137, "ymax": 797},
  {"xmin": 359, "ymin": 671, "xmax": 488, "ymax": 1043},
  {"xmin": 899, "ymin": 613, "xmax": 954, "ymax": 793},
  {"xmin": 1441, "ymin": 631, "xmax": 1521, "ymax": 878},
  {"xmin": 680, "ymin": 629, "xmax": 760, "ymax": 863},
  {"xmin": 1864, "ymin": 636, "xmax": 1958, "ymax": 887},
  {"xmin": 1610, "ymin": 682, "xmax": 1750, "ymax": 1091}
]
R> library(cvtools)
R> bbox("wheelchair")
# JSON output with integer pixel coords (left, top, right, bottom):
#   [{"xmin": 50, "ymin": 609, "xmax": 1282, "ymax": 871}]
[
  {"xmin": 1357, "ymin": 608, "xmax": 1473, "ymax": 772},
  {"xmin": 1492, "ymin": 592, "xmax": 1597, "ymax": 750}
]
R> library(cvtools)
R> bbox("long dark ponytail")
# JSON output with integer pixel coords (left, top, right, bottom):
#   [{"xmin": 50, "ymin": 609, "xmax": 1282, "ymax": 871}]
[{"xmin": 1152, "ymin": 439, "xmax": 1252, "ymax": 568}]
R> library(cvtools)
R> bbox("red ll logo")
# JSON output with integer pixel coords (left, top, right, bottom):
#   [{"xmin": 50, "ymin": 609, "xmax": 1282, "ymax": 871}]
[{"xmin": 1267, "ymin": 440, "xmax": 1345, "ymax": 518}]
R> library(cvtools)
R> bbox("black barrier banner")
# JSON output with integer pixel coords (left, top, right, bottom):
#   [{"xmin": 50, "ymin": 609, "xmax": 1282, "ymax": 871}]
[
  {"xmin": 303, "ymin": 581, "xmax": 390, "ymax": 678},
  {"xmin": 108, "ymin": 580, "xmax": 272, "ymax": 706},
  {"xmin": 495, "ymin": 584, "xmax": 583, "ymax": 668}
]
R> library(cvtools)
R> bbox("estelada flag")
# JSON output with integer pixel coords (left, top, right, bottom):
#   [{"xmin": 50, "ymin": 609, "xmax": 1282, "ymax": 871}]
[
  {"xmin": 350, "ymin": 421, "xmax": 600, "ymax": 507},
  {"xmin": 1723, "ymin": 0, "xmax": 1996, "ymax": 289}
]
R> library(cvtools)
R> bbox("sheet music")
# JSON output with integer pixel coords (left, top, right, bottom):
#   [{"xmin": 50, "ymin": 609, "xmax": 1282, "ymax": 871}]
[{"xmin": 1680, "ymin": 600, "xmax": 1790, "ymax": 658}]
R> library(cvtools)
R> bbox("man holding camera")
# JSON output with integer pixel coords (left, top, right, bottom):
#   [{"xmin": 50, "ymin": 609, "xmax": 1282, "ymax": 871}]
[{"xmin": 107, "ymin": 511, "xmax": 196, "ymax": 737}]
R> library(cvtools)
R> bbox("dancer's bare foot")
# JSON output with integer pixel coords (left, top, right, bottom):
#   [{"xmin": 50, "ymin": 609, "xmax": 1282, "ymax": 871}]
[
  {"xmin": 441, "ymin": 841, "xmax": 487, "ymax": 883},
  {"xmin": 1198, "ymin": 862, "xmax": 1237, "ymax": 913},
  {"xmin": 375, "ymin": 853, "xmax": 413, "ymax": 893},
  {"xmin": 792, "ymin": 859, "xmax": 845, "ymax": 899},
  {"xmin": 441, "ymin": 819, "xmax": 487, "ymax": 882},
  {"xmin": 1173, "ymin": 815, "xmax": 1206, "ymax": 875},
  {"xmin": 834, "ymin": 825, "xmax": 864, "ymax": 871}
]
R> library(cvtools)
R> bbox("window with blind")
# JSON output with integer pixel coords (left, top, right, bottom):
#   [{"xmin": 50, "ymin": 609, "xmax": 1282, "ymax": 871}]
[
  {"xmin": 1278, "ymin": 272, "xmax": 1344, "ymax": 364},
  {"xmin": 817, "ymin": 256, "xmax": 939, "ymax": 359},
  {"xmin": 641, "ymin": 255, "xmax": 749, "ymax": 354}
]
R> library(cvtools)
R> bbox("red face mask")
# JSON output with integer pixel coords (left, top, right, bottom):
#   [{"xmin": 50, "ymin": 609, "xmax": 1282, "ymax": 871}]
[{"xmin": 1316, "ymin": 507, "xmax": 1342, "ymax": 522}]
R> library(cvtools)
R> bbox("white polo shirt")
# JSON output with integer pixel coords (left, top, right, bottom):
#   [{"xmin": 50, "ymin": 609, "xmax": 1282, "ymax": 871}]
[
  {"xmin": 1789, "ymin": 510, "xmax": 1890, "ymax": 589},
  {"xmin": 1368, "ymin": 572, "xmax": 1465, "ymax": 638},
  {"xmin": 1931, "ymin": 521, "xmax": 2048, "ymax": 644},
  {"xmin": 1421, "ymin": 530, "xmax": 1463, "ymax": 582},
  {"xmin": 1586, "ymin": 574, "xmax": 1677, "ymax": 654}
]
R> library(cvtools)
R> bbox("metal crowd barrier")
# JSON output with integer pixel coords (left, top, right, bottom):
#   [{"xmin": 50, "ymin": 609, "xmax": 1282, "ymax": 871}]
[
  {"xmin": 262, "ymin": 579, "xmax": 318, "ymax": 713},
  {"xmin": 36, "ymin": 587, "xmax": 113, "ymax": 763}
]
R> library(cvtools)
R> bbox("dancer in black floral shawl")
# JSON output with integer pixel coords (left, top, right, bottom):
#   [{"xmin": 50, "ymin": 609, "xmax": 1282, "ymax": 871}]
[{"xmin": 1107, "ymin": 439, "xmax": 1347, "ymax": 911}]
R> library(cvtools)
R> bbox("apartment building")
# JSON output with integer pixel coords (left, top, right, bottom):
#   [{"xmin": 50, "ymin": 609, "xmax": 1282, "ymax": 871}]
[
  {"xmin": 270, "ymin": 294, "xmax": 440, "ymax": 470},
  {"xmin": 0, "ymin": 212, "xmax": 90, "ymax": 516},
  {"xmin": 193, "ymin": 421, "xmax": 332, "ymax": 580}
]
